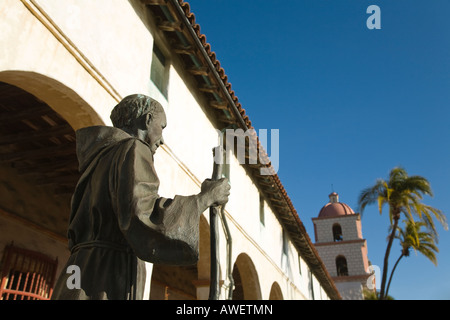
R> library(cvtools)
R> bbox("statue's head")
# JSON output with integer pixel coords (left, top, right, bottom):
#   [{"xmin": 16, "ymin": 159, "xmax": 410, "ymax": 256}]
[{"xmin": 110, "ymin": 94, "xmax": 166, "ymax": 154}]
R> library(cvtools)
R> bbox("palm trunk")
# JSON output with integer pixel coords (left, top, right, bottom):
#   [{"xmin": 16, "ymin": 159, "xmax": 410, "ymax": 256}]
[
  {"xmin": 379, "ymin": 211, "xmax": 400, "ymax": 300},
  {"xmin": 385, "ymin": 253, "xmax": 404, "ymax": 299}
]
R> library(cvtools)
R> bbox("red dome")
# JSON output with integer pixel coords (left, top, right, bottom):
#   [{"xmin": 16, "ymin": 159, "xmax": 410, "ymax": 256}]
[
  {"xmin": 318, "ymin": 192, "xmax": 355, "ymax": 218},
  {"xmin": 318, "ymin": 202, "xmax": 355, "ymax": 218}
]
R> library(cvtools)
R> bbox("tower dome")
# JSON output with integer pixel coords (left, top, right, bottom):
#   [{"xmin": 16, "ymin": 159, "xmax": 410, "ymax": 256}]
[{"xmin": 318, "ymin": 192, "xmax": 355, "ymax": 218}]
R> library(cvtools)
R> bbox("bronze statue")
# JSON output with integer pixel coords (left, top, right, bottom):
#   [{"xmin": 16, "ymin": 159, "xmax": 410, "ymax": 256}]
[{"xmin": 52, "ymin": 94, "xmax": 230, "ymax": 300}]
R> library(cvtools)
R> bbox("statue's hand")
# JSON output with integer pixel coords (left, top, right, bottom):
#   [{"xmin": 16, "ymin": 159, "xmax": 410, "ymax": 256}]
[{"xmin": 199, "ymin": 178, "xmax": 230, "ymax": 208}]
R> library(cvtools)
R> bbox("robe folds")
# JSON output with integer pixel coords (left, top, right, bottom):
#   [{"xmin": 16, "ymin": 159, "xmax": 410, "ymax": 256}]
[{"xmin": 52, "ymin": 126, "xmax": 201, "ymax": 300}]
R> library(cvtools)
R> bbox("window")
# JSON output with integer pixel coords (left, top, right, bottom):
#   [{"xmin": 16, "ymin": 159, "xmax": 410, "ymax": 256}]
[
  {"xmin": 332, "ymin": 223, "xmax": 343, "ymax": 242},
  {"xmin": 222, "ymin": 148, "xmax": 230, "ymax": 182},
  {"xmin": 0, "ymin": 243, "xmax": 58, "ymax": 300},
  {"xmin": 336, "ymin": 255, "xmax": 348, "ymax": 277},
  {"xmin": 282, "ymin": 229, "xmax": 289, "ymax": 256},
  {"xmin": 298, "ymin": 256, "xmax": 302, "ymax": 275},
  {"xmin": 259, "ymin": 194, "xmax": 265, "ymax": 227},
  {"xmin": 308, "ymin": 270, "xmax": 315, "ymax": 300},
  {"xmin": 150, "ymin": 43, "xmax": 169, "ymax": 98},
  {"xmin": 281, "ymin": 229, "xmax": 289, "ymax": 272}
]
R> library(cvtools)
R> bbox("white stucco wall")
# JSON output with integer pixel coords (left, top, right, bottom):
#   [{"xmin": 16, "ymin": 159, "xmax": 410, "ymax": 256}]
[{"xmin": 0, "ymin": 0, "xmax": 332, "ymax": 300}]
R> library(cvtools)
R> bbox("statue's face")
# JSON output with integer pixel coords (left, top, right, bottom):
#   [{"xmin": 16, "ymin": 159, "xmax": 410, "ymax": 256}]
[{"xmin": 146, "ymin": 108, "xmax": 166, "ymax": 154}]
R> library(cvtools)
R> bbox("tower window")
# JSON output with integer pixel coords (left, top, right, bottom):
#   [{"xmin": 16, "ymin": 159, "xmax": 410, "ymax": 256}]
[
  {"xmin": 336, "ymin": 255, "xmax": 348, "ymax": 276},
  {"xmin": 332, "ymin": 223, "xmax": 343, "ymax": 242}
]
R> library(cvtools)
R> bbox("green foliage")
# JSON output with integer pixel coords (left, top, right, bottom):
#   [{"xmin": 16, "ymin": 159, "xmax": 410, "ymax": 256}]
[
  {"xmin": 358, "ymin": 167, "xmax": 447, "ymax": 233},
  {"xmin": 358, "ymin": 167, "xmax": 447, "ymax": 300},
  {"xmin": 363, "ymin": 289, "xmax": 394, "ymax": 300},
  {"xmin": 384, "ymin": 219, "xmax": 439, "ymax": 297},
  {"xmin": 396, "ymin": 220, "xmax": 439, "ymax": 265}
]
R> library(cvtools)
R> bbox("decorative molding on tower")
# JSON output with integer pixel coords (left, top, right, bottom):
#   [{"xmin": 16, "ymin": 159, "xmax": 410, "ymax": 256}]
[{"xmin": 312, "ymin": 192, "xmax": 374, "ymax": 300}]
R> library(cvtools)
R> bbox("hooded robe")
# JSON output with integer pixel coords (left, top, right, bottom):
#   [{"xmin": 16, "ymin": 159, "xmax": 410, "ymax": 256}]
[{"xmin": 52, "ymin": 126, "xmax": 201, "ymax": 300}]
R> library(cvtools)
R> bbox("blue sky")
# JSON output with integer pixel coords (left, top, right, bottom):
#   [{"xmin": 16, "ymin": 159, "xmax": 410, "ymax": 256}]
[{"xmin": 187, "ymin": 0, "xmax": 450, "ymax": 299}]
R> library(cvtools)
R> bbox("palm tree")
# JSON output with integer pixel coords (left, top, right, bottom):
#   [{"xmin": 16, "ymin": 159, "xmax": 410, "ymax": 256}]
[
  {"xmin": 358, "ymin": 167, "xmax": 447, "ymax": 300},
  {"xmin": 385, "ymin": 219, "xmax": 438, "ymax": 298}
]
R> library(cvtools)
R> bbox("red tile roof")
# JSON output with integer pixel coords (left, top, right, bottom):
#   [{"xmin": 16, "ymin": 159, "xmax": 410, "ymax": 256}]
[{"xmin": 143, "ymin": 0, "xmax": 341, "ymax": 300}]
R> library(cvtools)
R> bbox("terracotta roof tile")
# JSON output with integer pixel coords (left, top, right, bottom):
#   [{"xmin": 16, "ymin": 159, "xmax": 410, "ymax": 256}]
[
  {"xmin": 178, "ymin": 0, "xmax": 254, "ymax": 130},
  {"xmin": 146, "ymin": 0, "xmax": 341, "ymax": 299}
]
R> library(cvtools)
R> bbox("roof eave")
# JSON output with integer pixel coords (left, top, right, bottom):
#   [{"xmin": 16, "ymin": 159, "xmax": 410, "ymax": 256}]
[{"xmin": 142, "ymin": 0, "xmax": 341, "ymax": 300}]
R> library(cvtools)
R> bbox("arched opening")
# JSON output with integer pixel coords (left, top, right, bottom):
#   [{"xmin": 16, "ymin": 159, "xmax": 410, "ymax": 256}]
[
  {"xmin": 269, "ymin": 282, "xmax": 283, "ymax": 300},
  {"xmin": 0, "ymin": 71, "xmax": 104, "ymax": 131},
  {"xmin": 197, "ymin": 215, "xmax": 211, "ymax": 281},
  {"xmin": 231, "ymin": 263, "xmax": 244, "ymax": 300},
  {"xmin": 336, "ymin": 255, "xmax": 348, "ymax": 277},
  {"xmin": 149, "ymin": 216, "xmax": 210, "ymax": 300},
  {"xmin": 0, "ymin": 81, "xmax": 80, "ymax": 236},
  {"xmin": 332, "ymin": 223, "xmax": 343, "ymax": 242},
  {"xmin": 231, "ymin": 253, "xmax": 261, "ymax": 300},
  {"xmin": 149, "ymin": 263, "xmax": 198, "ymax": 300},
  {"xmin": 0, "ymin": 76, "xmax": 100, "ymax": 299}
]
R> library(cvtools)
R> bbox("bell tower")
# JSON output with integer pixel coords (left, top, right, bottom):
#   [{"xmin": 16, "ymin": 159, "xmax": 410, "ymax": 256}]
[{"xmin": 312, "ymin": 192, "xmax": 374, "ymax": 300}]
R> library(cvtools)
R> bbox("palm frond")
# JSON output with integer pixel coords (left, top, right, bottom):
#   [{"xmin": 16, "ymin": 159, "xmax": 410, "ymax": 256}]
[
  {"xmin": 359, "ymin": 167, "xmax": 447, "ymax": 231},
  {"xmin": 358, "ymin": 178, "xmax": 387, "ymax": 215},
  {"xmin": 396, "ymin": 219, "xmax": 439, "ymax": 266}
]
